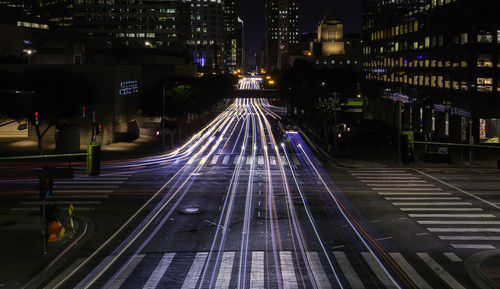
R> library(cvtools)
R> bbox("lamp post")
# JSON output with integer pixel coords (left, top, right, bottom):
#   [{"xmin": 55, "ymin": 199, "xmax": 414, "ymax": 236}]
[{"xmin": 26, "ymin": 49, "xmax": 32, "ymax": 64}]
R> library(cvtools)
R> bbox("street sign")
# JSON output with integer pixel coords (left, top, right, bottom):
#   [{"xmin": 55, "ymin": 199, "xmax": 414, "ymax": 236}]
[{"xmin": 68, "ymin": 203, "xmax": 74, "ymax": 216}]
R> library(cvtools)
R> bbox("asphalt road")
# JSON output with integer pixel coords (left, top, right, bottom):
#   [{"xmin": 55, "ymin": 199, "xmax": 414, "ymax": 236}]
[{"xmin": 1, "ymin": 98, "xmax": 499, "ymax": 289}]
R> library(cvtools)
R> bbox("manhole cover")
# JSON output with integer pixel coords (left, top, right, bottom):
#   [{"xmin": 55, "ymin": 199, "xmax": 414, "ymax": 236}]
[{"xmin": 179, "ymin": 206, "xmax": 204, "ymax": 215}]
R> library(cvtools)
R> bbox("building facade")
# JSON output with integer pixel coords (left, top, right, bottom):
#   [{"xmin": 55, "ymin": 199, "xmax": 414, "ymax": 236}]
[
  {"xmin": 362, "ymin": 0, "xmax": 500, "ymax": 144},
  {"xmin": 33, "ymin": 0, "xmax": 190, "ymax": 50},
  {"xmin": 264, "ymin": 0, "xmax": 300, "ymax": 71},
  {"xmin": 223, "ymin": 0, "xmax": 243, "ymax": 71}
]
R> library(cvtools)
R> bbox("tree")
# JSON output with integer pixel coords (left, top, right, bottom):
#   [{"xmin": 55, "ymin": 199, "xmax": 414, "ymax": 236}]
[{"xmin": 0, "ymin": 69, "xmax": 91, "ymax": 153}]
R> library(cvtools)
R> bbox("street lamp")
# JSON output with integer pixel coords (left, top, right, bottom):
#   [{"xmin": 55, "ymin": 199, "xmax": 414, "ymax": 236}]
[{"xmin": 26, "ymin": 49, "xmax": 33, "ymax": 64}]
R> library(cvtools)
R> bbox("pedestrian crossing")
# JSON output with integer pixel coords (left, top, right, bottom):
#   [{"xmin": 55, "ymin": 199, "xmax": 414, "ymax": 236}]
[
  {"xmin": 61, "ymin": 250, "xmax": 467, "ymax": 289},
  {"xmin": 350, "ymin": 169, "xmax": 500, "ymax": 250},
  {"xmin": 8, "ymin": 174, "xmax": 132, "ymax": 213},
  {"xmin": 188, "ymin": 154, "xmax": 302, "ymax": 167}
]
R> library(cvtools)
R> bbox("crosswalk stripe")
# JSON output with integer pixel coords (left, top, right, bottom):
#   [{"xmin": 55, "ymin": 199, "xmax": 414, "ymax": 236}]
[
  {"xmin": 246, "ymin": 156, "xmax": 253, "ymax": 165},
  {"xmin": 215, "ymin": 251, "xmax": 235, "ymax": 289},
  {"xmin": 28, "ymin": 195, "xmax": 108, "ymax": 199},
  {"xmin": 20, "ymin": 201, "xmax": 101, "ymax": 205},
  {"xmin": 108, "ymin": 254, "xmax": 145, "ymax": 289},
  {"xmin": 280, "ymin": 156, "xmax": 288, "ymax": 166},
  {"xmin": 270, "ymin": 156, "xmax": 276, "ymax": 165},
  {"xmin": 43, "ymin": 258, "xmax": 86, "ymax": 289},
  {"xmin": 292, "ymin": 156, "xmax": 301, "ymax": 166},
  {"xmin": 306, "ymin": 251, "xmax": 332, "ymax": 289},
  {"xmin": 258, "ymin": 155, "xmax": 264, "ymax": 165},
  {"xmin": 332, "ymin": 251, "xmax": 365, "ymax": 289},
  {"xmin": 439, "ymin": 236, "xmax": 500, "ymax": 241},
  {"xmin": 428, "ymin": 228, "xmax": 500, "ymax": 233},
  {"xmin": 250, "ymin": 251, "xmax": 264, "ymax": 289},
  {"xmin": 389, "ymin": 253, "xmax": 432, "ymax": 289},
  {"xmin": 386, "ymin": 197, "xmax": 461, "ymax": 201},
  {"xmin": 452, "ymin": 244, "xmax": 496, "ymax": 249},
  {"xmin": 181, "ymin": 252, "xmax": 208, "ymax": 289},
  {"xmin": 211, "ymin": 155, "xmax": 220, "ymax": 165},
  {"xmin": 234, "ymin": 156, "xmax": 242, "ymax": 165},
  {"xmin": 443, "ymin": 252, "xmax": 462, "ymax": 262},
  {"xmin": 378, "ymin": 192, "xmax": 452, "ymax": 196},
  {"xmin": 418, "ymin": 220, "xmax": 500, "ymax": 225},
  {"xmin": 222, "ymin": 155, "xmax": 230, "ymax": 165},
  {"xmin": 416, "ymin": 253, "xmax": 465, "ymax": 289},
  {"xmin": 368, "ymin": 184, "xmax": 435, "ymax": 187},
  {"xmin": 362, "ymin": 180, "xmax": 427, "ymax": 183},
  {"xmin": 393, "ymin": 202, "xmax": 471, "ymax": 206},
  {"xmin": 361, "ymin": 252, "xmax": 398, "ymax": 289},
  {"xmin": 409, "ymin": 213, "xmax": 494, "ymax": 218},
  {"xmin": 280, "ymin": 251, "xmax": 298, "ymax": 289},
  {"xmin": 403, "ymin": 208, "xmax": 483, "ymax": 212},
  {"xmin": 142, "ymin": 253, "xmax": 175, "ymax": 289},
  {"xmin": 374, "ymin": 188, "xmax": 443, "ymax": 191}
]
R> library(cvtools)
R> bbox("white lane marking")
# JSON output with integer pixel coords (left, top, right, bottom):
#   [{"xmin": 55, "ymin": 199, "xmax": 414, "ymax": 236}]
[
  {"xmin": 416, "ymin": 252, "xmax": 465, "ymax": 289},
  {"xmin": 389, "ymin": 253, "xmax": 432, "ymax": 289},
  {"xmin": 246, "ymin": 156, "xmax": 253, "ymax": 165},
  {"xmin": 142, "ymin": 253, "xmax": 175, "ymax": 289},
  {"xmin": 443, "ymin": 252, "xmax": 462, "ymax": 262},
  {"xmin": 270, "ymin": 156, "xmax": 276, "ymax": 165},
  {"xmin": 215, "ymin": 252, "xmax": 235, "ymax": 289},
  {"xmin": 409, "ymin": 213, "xmax": 495, "ymax": 218},
  {"xmin": 306, "ymin": 251, "xmax": 332, "ymax": 289},
  {"xmin": 374, "ymin": 188, "xmax": 443, "ymax": 191},
  {"xmin": 258, "ymin": 155, "xmax": 264, "ymax": 165},
  {"xmin": 28, "ymin": 195, "xmax": 109, "ymax": 199},
  {"xmin": 428, "ymin": 228, "xmax": 500, "ymax": 233},
  {"xmin": 222, "ymin": 155, "xmax": 230, "ymax": 165},
  {"xmin": 332, "ymin": 251, "xmax": 365, "ymax": 289},
  {"xmin": 451, "ymin": 244, "xmax": 496, "ymax": 249},
  {"xmin": 403, "ymin": 208, "xmax": 483, "ymax": 212},
  {"xmin": 280, "ymin": 251, "xmax": 299, "ymax": 289},
  {"xmin": 181, "ymin": 252, "xmax": 208, "ymax": 289},
  {"xmin": 43, "ymin": 258, "xmax": 86, "ymax": 289},
  {"xmin": 386, "ymin": 197, "xmax": 461, "ymax": 201},
  {"xmin": 211, "ymin": 155, "xmax": 220, "ymax": 165},
  {"xmin": 415, "ymin": 169, "xmax": 500, "ymax": 211},
  {"xmin": 292, "ymin": 156, "xmax": 301, "ymax": 166},
  {"xmin": 250, "ymin": 251, "xmax": 264, "ymax": 289},
  {"xmin": 361, "ymin": 252, "xmax": 399, "ymax": 289},
  {"xmin": 108, "ymin": 254, "xmax": 145, "ymax": 289},
  {"xmin": 378, "ymin": 192, "xmax": 452, "ymax": 196},
  {"xmin": 439, "ymin": 236, "xmax": 500, "ymax": 241},
  {"xmin": 418, "ymin": 220, "xmax": 500, "ymax": 225}
]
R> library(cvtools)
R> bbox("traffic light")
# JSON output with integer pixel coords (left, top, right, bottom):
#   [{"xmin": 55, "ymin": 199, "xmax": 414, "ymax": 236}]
[
  {"xmin": 39, "ymin": 176, "xmax": 53, "ymax": 199},
  {"xmin": 82, "ymin": 106, "xmax": 86, "ymax": 118},
  {"xmin": 35, "ymin": 111, "xmax": 39, "ymax": 126},
  {"xmin": 95, "ymin": 123, "xmax": 101, "ymax": 135}
]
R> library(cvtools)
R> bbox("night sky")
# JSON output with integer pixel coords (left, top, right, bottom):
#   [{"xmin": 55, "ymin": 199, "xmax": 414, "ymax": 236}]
[{"xmin": 239, "ymin": 0, "xmax": 362, "ymax": 67}]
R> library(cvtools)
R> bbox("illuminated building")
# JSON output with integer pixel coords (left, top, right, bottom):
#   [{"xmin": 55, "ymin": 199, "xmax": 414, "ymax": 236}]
[
  {"xmin": 264, "ymin": 0, "xmax": 300, "ymax": 71},
  {"xmin": 186, "ymin": 0, "xmax": 225, "ymax": 68},
  {"xmin": 362, "ymin": 0, "xmax": 500, "ymax": 143},
  {"xmin": 223, "ymin": 0, "xmax": 244, "ymax": 70},
  {"xmin": 33, "ymin": 0, "xmax": 190, "ymax": 50}
]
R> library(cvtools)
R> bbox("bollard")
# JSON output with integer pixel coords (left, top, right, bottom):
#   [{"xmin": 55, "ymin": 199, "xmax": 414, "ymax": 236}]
[{"xmin": 86, "ymin": 142, "xmax": 101, "ymax": 176}]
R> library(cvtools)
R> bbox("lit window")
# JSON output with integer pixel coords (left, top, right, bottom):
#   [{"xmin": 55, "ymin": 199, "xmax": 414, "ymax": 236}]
[
  {"xmin": 477, "ymin": 54, "xmax": 493, "ymax": 67},
  {"xmin": 460, "ymin": 33, "xmax": 468, "ymax": 44},
  {"xmin": 477, "ymin": 32, "xmax": 492, "ymax": 43}
]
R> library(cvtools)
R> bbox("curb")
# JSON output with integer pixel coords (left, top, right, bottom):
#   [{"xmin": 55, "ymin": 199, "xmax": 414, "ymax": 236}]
[
  {"xmin": 20, "ymin": 215, "xmax": 94, "ymax": 289},
  {"xmin": 465, "ymin": 249, "xmax": 500, "ymax": 289}
]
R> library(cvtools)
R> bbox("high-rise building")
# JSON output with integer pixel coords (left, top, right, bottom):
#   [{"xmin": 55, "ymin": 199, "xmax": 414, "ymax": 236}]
[
  {"xmin": 264, "ymin": 0, "xmax": 300, "ymax": 71},
  {"xmin": 34, "ymin": 0, "xmax": 190, "ymax": 49},
  {"xmin": 223, "ymin": 0, "xmax": 243, "ymax": 71},
  {"xmin": 186, "ymin": 0, "xmax": 225, "ymax": 68},
  {"xmin": 362, "ymin": 0, "xmax": 500, "ymax": 143}
]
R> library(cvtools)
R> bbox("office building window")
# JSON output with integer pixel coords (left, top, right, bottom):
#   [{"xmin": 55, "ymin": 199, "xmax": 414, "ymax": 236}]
[
  {"xmin": 477, "ymin": 54, "xmax": 493, "ymax": 67},
  {"xmin": 477, "ymin": 32, "xmax": 492, "ymax": 43}
]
